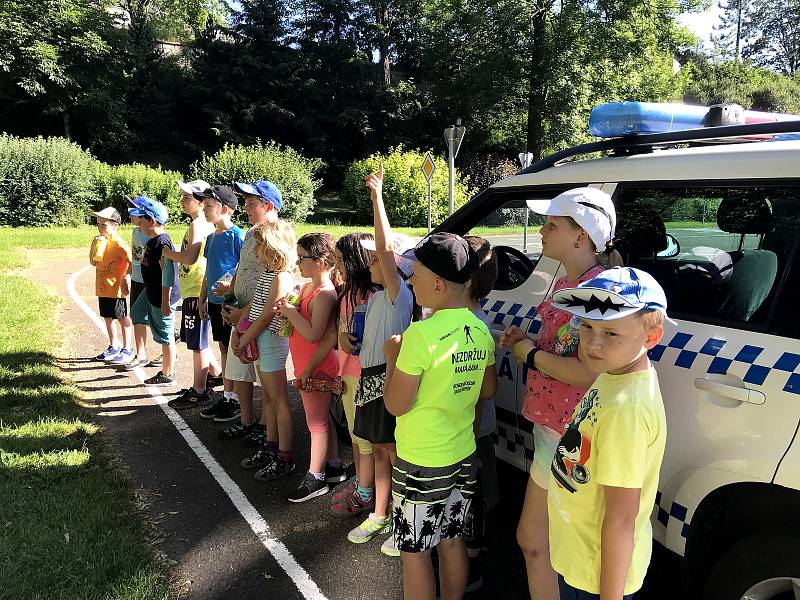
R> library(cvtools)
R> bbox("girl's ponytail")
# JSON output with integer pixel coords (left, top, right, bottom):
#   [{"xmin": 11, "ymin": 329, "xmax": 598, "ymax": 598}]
[{"xmin": 597, "ymin": 240, "xmax": 624, "ymax": 268}]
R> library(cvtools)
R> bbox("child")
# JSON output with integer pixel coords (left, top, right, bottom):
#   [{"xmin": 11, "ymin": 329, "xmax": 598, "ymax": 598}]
[
  {"xmin": 330, "ymin": 233, "xmax": 380, "ymax": 517},
  {"xmin": 383, "ymin": 232, "xmax": 497, "ymax": 600},
  {"xmin": 499, "ymin": 187, "xmax": 620, "ymax": 600},
  {"xmin": 275, "ymin": 232, "xmax": 345, "ymax": 503},
  {"xmin": 163, "ymin": 180, "xmax": 223, "ymax": 408},
  {"xmin": 89, "ymin": 207, "xmax": 133, "ymax": 363},
  {"xmin": 346, "ymin": 166, "xmax": 415, "ymax": 555},
  {"xmin": 198, "ymin": 185, "xmax": 244, "ymax": 420},
  {"xmin": 462, "ymin": 235, "xmax": 500, "ymax": 593},
  {"xmin": 122, "ymin": 200, "xmax": 153, "ymax": 369},
  {"xmin": 134, "ymin": 197, "xmax": 180, "ymax": 386},
  {"xmin": 533, "ymin": 266, "xmax": 668, "ymax": 599},
  {"xmin": 236, "ymin": 221, "xmax": 297, "ymax": 482}
]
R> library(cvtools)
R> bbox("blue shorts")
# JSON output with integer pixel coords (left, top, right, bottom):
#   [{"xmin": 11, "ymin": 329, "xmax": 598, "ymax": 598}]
[
  {"xmin": 256, "ymin": 329, "xmax": 289, "ymax": 373},
  {"xmin": 130, "ymin": 292, "xmax": 150, "ymax": 326},
  {"xmin": 146, "ymin": 301, "xmax": 175, "ymax": 345},
  {"xmin": 557, "ymin": 575, "xmax": 633, "ymax": 600},
  {"xmin": 180, "ymin": 298, "xmax": 209, "ymax": 351}
]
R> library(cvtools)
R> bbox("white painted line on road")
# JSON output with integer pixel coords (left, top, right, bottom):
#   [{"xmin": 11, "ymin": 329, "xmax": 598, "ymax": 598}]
[{"xmin": 67, "ymin": 266, "xmax": 327, "ymax": 600}]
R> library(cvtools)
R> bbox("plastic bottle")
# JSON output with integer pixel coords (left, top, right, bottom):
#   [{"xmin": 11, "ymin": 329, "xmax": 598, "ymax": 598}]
[
  {"xmin": 351, "ymin": 304, "xmax": 367, "ymax": 355},
  {"xmin": 90, "ymin": 235, "xmax": 108, "ymax": 262},
  {"xmin": 277, "ymin": 291, "xmax": 301, "ymax": 337}
]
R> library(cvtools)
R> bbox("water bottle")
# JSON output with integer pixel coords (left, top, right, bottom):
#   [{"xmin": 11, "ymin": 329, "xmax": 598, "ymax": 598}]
[
  {"xmin": 277, "ymin": 292, "xmax": 301, "ymax": 337},
  {"xmin": 351, "ymin": 304, "xmax": 367, "ymax": 355},
  {"xmin": 90, "ymin": 235, "xmax": 108, "ymax": 262},
  {"xmin": 213, "ymin": 270, "xmax": 234, "ymax": 295}
]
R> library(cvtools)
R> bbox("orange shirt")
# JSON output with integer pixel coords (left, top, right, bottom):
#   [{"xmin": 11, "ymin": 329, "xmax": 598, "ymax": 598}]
[{"xmin": 92, "ymin": 232, "xmax": 131, "ymax": 298}]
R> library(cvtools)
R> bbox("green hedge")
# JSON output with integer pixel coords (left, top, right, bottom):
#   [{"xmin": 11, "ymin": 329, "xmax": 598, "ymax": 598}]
[
  {"xmin": 0, "ymin": 135, "xmax": 98, "ymax": 227},
  {"xmin": 191, "ymin": 141, "xmax": 323, "ymax": 222},
  {"xmin": 92, "ymin": 162, "xmax": 184, "ymax": 223},
  {"xmin": 341, "ymin": 147, "xmax": 474, "ymax": 228}
]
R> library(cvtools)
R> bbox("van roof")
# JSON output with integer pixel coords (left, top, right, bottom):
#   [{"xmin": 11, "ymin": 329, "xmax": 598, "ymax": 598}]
[{"xmin": 493, "ymin": 140, "xmax": 800, "ymax": 189}]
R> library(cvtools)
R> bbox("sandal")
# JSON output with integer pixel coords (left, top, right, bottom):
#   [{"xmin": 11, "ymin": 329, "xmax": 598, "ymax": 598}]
[
  {"xmin": 241, "ymin": 424, "xmax": 267, "ymax": 448},
  {"xmin": 240, "ymin": 446, "xmax": 277, "ymax": 470},
  {"xmin": 217, "ymin": 421, "xmax": 256, "ymax": 440}
]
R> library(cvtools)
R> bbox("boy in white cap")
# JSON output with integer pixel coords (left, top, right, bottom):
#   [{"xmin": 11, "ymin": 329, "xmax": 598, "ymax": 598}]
[
  {"xmin": 89, "ymin": 207, "xmax": 134, "ymax": 363},
  {"xmin": 513, "ymin": 266, "xmax": 668, "ymax": 600}
]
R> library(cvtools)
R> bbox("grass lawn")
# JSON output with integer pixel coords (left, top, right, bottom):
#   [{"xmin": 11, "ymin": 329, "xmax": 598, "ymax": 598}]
[{"xmin": 0, "ymin": 271, "xmax": 175, "ymax": 597}]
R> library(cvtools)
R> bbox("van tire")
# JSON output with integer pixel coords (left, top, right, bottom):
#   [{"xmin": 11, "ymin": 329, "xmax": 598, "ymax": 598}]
[{"xmin": 703, "ymin": 533, "xmax": 800, "ymax": 600}]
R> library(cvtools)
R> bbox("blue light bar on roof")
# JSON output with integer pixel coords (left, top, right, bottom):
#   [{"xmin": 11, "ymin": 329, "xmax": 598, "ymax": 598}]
[{"xmin": 589, "ymin": 102, "xmax": 708, "ymax": 138}]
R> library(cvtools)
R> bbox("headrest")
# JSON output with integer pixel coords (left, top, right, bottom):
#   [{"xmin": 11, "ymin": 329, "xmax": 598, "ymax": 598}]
[
  {"xmin": 614, "ymin": 203, "xmax": 668, "ymax": 256},
  {"xmin": 717, "ymin": 194, "xmax": 774, "ymax": 234}
]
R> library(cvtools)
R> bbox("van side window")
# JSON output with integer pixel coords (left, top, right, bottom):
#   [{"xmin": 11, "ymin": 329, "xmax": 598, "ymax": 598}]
[{"xmin": 614, "ymin": 185, "xmax": 800, "ymax": 337}]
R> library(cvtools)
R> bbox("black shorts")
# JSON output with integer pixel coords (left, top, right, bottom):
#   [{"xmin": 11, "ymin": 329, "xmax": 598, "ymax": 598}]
[
  {"xmin": 180, "ymin": 298, "xmax": 210, "ymax": 351},
  {"xmin": 130, "ymin": 280, "xmax": 146, "ymax": 306},
  {"xmin": 98, "ymin": 297, "xmax": 127, "ymax": 319},
  {"xmin": 353, "ymin": 374, "xmax": 396, "ymax": 445},
  {"xmin": 207, "ymin": 302, "xmax": 232, "ymax": 344}
]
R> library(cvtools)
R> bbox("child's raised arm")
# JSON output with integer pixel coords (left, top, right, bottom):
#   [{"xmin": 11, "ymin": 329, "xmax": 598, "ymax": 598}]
[{"xmin": 366, "ymin": 164, "xmax": 404, "ymax": 303}]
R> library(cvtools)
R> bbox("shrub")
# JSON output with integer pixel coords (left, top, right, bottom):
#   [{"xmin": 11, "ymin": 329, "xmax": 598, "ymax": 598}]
[
  {"xmin": 0, "ymin": 135, "xmax": 98, "ymax": 227},
  {"xmin": 341, "ymin": 147, "xmax": 475, "ymax": 228},
  {"xmin": 190, "ymin": 142, "xmax": 323, "ymax": 222},
  {"xmin": 92, "ymin": 163, "xmax": 184, "ymax": 223}
]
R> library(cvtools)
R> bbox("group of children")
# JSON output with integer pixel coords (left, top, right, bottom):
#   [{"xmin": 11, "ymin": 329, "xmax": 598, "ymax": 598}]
[{"xmin": 90, "ymin": 177, "xmax": 671, "ymax": 600}]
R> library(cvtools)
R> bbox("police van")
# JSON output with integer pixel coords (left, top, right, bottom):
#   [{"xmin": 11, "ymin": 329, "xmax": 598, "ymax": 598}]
[{"xmin": 436, "ymin": 104, "xmax": 800, "ymax": 600}]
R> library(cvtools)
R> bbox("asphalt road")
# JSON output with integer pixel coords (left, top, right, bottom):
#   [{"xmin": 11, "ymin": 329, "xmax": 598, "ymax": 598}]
[{"xmin": 40, "ymin": 248, "xmax": 688, "ymax": 600}]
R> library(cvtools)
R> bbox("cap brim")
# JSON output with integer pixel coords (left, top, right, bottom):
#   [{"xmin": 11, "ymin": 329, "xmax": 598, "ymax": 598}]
[
  {"xmin": 127, "ymin": 207, "xmax": 145, "ymax": 216},
  {"xmin": 360, "ymin": 239, "xmax": 377, "ymax": 251},
  {"xmin": 176, "ymin": 180, "xmax": 193, "ymax": 194},
  {"xmin": 552, "ymin": 287, "xmax": 676, "ymax": 324},
  {"xmin": 234, "ymin": 182, "xmax": 258, "ymax": 196},
  {"xmin": 526, "ymin": 199, "xmax": 569, "ymax": 216}
]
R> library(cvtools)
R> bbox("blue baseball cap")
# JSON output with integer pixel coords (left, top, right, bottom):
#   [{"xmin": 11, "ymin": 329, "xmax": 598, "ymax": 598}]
[
  {"xmin": 127, "ymin": 195, "xmax": 168, "ymax": 225},
  {"xmin": 234, "ymin": 180, "xmax": 282, "ymax": 210},
  {"xmin": 552, "ymin": 267, "xmax": 673, "ymax": 323}
]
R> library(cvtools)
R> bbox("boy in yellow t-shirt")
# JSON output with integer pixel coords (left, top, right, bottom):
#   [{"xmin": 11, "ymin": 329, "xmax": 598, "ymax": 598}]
[
  {"xmin": 519, "ymin": 266, "xmax": 668, "ymax": 600},
  {"xmin": 89, "ymin": 207, "xmax": 133, "ymax": 363},
  {"xmin": 383, "ymin": 232, "xmax": 497, "ymax": 600}
]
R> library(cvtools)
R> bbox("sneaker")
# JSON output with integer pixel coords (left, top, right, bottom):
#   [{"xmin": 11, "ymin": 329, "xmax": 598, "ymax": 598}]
[
  {"xmin": 330, "ymin": 477, "xmax": 358, "ymax": 504},
  {"xmin": 146, "ymin": 355, "xmax": 163, "ymax": 367},
  {"xmin": 108, "ymin": 348, "xmax": 135, "ymax": 365},
  {"xmin": 218, "ymin": 421, "xmax": 257, "ymax": 440},
  {"xmin": 330, "ymin": 487, "xmax": 374, "ymax": 517},
  {"xmin": 380, "ymin": 534, "xmax": 400, "ymax": 557},
  {"xmin": 287, "ymin": 472, "xmax": 330, "ymax": 503},
  {"xmin": 241, "ymin": 446, "xmax": 277, "ymax": 470},
  {"xmin": 120, "ymin": 356, "xmax": 147, "ymax": 371},
  {"xmin": 95, "ymin": 346, "xmax": 120, "ymax": 361},
  {"xmin": 465, "ymin": 556, "xmax": 483, "ymax": 593},
  {"xmin": 347, "ymin": 513, "xmax": 392, "ymax": 544},
  {"xmin": 213, "ymin": 399, "xmax": 241, "ymax": 423},
  {"xmin": 206, "ymin": 373, "xmax": 224, "ymax": 389},
  {"xmin": 167, "ymin": 388, "xmax": 212, "ymax": 410},
  {"xmin": 199, "ymin": 397, "xmax": 231, "ymax": 420},
  {"xmin": 143, "ymin": 371, "xmax": 176, "ymax": 386},
  {"xmin": 324, "ymin": 463, "xmax": 347, "ymax": 484},
  {"xmin": 254, "ymin": 456, "xmax": 296, "ymax": 482},
  {"xmin": 241, "ymin": 424, "xmax": 267, "ymax": 448}
]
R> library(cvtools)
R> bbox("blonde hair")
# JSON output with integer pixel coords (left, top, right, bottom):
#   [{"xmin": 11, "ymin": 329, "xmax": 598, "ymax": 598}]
[
  {"xmin": 636, "ymin": 309, "xmax": 664, "ymax": 332},
  {"xmin": 565, "ymin": 217, "xmax": 624, "ymax": 268},
  {"xmin": 253, "ymin": 220, "xmax": 297, "ymax": 272}
]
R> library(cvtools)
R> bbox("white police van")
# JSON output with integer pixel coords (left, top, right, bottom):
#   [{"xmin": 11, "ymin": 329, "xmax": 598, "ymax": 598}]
[{"xmin": 436, "ymin": 104, "xmax": 800, "ymax": 600}]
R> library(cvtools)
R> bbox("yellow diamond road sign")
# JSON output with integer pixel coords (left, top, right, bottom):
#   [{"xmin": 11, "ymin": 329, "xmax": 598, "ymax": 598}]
[{"xmin": 421, "ymin": 153, "xmax": 436, "ymax": 182}]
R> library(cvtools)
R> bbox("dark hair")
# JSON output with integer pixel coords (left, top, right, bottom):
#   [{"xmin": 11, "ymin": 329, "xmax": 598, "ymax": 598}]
[
  {"xmin": 464, "ymin": 236, "xmax": 498, "ymax": 302},
  {"xmin": 336, "ymin": 233, "xmax": 380, "ymax": 330},
  {"xmin": 297, "ymin": 232, "xmax": 340, "ymax": 285}
]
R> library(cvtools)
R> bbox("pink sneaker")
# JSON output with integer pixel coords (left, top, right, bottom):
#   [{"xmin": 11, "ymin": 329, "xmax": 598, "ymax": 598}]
[
  {"xmin": 330, "ymin": 478, "xmax": 358, "ymax": 504},
  {"xmin": 330, "ymin": 486, "xmax": 374, "ymax": 518}
]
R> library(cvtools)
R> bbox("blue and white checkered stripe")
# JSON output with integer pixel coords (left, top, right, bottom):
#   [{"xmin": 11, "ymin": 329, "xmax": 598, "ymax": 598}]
[
  {"xmin": 649, "ymin": 331, "xmax": 800, "ymax": 395},
  {"xmin": 654, "ymin": 491, "xmax": 690, "ymax": 539},
  {"xmin": 481, "ymin": 297, "xmax": 541, "ymax": 334}
]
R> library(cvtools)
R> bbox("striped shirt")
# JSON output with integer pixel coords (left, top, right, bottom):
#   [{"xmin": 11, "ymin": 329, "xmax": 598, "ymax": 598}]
[{"xmin": 248, "ymin": 270, "xmax": 281, "ymax": 334}]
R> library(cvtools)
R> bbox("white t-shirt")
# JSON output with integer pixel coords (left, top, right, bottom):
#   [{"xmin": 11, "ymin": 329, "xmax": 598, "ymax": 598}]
[{"xmin": 360, "ymin": 283, "xmax": 414, "ymax": 369}]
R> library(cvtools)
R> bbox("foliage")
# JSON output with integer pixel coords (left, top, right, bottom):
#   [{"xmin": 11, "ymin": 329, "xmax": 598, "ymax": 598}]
[
  {"xmin": 93, "ymin": 162, "xmax": 185, "ymax": 222},
  {"xmin": 341, "ymin": 147, "xmax": 474, "ymax": 227},
  {"xmin": 190, "ymin": 141, "xmax": 324, "ymax": 222},
  {"xmin": 0, "ymin": 135, "xmax": 98, "ymax": 227}
]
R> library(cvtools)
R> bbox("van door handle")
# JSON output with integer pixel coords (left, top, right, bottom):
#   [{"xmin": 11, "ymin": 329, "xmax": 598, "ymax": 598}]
[{"xmin": 693, "ymin": 378, "xmax": 766, "ymax": 405}]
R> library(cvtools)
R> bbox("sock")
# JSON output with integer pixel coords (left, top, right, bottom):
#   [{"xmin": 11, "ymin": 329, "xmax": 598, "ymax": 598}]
[
  {"xmin": 310, "ymin": 471, "xmax": 325, "ymax": 481},
  {"xmin": 224, "ymin": 391, "xmax": 238, "ymax": 401},
  {"xmin": 327, "ymin": 458, "xmax": 342, "ymax": 468},
  {"xmin": 356, "ymin": 485, "xmax": 374, "ymax": 502},
  {"xmin": 278, "ymin": 449, "xmax": 292, "ymax": 462}
]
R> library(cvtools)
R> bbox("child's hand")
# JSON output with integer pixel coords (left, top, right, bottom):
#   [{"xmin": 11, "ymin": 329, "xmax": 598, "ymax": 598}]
[
  {"xmin": 198, "ymin": 301, "xmax": 209, "ymax": 320},
  {"xmin": 120, "ymin": 278, "xmax": 130, "ymax": 297},
  {"xmin": 212, "ymin": 280, "xmax": 230, "ymax": 297},
  {"xmin": 161, "ymin": 304, "xmax": 171, "ymax": 318},
  {"xmin": 222, "ymin": 305, "xmax": 243, "ymax": 326},
  {"xmin": 230, "ymin": 328, "xmax": 243, "ymax": 358},
  {"xmin": 383, "ymin": 334, "xmax": 402, "ymax": 363},
  {"xmin": 339, "ymin": 331, "xmax": 357, "ymax": 354},
  {"xmin": 275, "ymin": 301, "xmax": 297, "ymax": 321},
  {"xmin": 297, "ymin": 367, "xmax": 313, "ymax": 390},
  {"xmin": 499, "ymin": 325, "xmax": 529, "ymax": 349},
  {"xmin": 365, "ymin": 162, "xmax": 384, "ymax": 204}
]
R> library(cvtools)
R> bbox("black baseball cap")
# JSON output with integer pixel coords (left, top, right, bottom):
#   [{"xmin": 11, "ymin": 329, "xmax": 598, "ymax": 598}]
[
  {"xmin": 195, "ymin": 185, "xmax": 238, "ymax": 210},
  {"xmin": 404, "ymin": 232, "xmax": 478, "ymax": 284}
]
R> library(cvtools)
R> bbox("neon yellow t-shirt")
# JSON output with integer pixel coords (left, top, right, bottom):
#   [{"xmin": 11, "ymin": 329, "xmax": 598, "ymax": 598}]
[
  {"xmin": 178, "ymin": 219, "xmax": 214, "ymax": 299},
  {"xmin": 395, "ymin": 308, "xmax": 496, "ymax": 467},
  {"xmin": 548, "ymin": 367, "xmax": 666, "ymax": 596}
]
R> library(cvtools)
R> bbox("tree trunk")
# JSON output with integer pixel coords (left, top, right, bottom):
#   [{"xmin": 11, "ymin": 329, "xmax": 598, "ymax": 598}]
[
  {"xmin": 372, "ymin": 0, "xmax": 391, "ymax": 87},
  {"xmin": 526, "ymin": 1, "xmax": 549, "ymax": 161},
  {"xmin": 63, "ymin": 109, "xmax": 71, "ymax": 140}
]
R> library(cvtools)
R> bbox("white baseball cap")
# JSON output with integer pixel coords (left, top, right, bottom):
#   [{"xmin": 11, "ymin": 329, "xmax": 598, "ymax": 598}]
[
  {"xmin": 176, "ymin": 179, "xmax": 210, "ymax": 195},
  {"xmin": 360, "ymin": 233, "xmax": 418, "ymax": 278},
  {"xmin": 527, "ymin": 187, "xmax": 616, "ymax": 250},
  {"xmin": 92, "ymin": 207, "xmax": 122, "ymax": 224}
]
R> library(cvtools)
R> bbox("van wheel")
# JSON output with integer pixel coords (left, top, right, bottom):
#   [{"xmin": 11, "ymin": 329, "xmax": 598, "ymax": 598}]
[{"xmin": 703, "ymin": 533, "xmax": 800, "ymax": 600}]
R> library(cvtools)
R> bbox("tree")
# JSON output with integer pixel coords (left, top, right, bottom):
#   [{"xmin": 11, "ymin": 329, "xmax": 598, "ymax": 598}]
[
  {"xmin": 711, "ymin": 0, "xmax": 753, "ymax": 63},
  {"xmin": 747, "ymin": 0, "xmax": 800, "ymax": 75}
]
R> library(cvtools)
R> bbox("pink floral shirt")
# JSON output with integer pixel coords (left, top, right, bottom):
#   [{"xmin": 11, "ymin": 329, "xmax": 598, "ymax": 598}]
[{"xmin": 522, "ymin": 266, "xmax": 604, "ymax": 432}]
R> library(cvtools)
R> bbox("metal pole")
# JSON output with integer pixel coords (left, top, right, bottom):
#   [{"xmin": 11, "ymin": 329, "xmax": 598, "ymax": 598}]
[
  {"xmin": 427, "ymin": 181, "xmax": 433, "ymax": 233},
  {"xmin": 523, "ymin": 207, "xmax": 529, "ymax": 252},
  {"xmin": 448, "ymin": 140, "xmax": 455, "ymax": 216}
]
